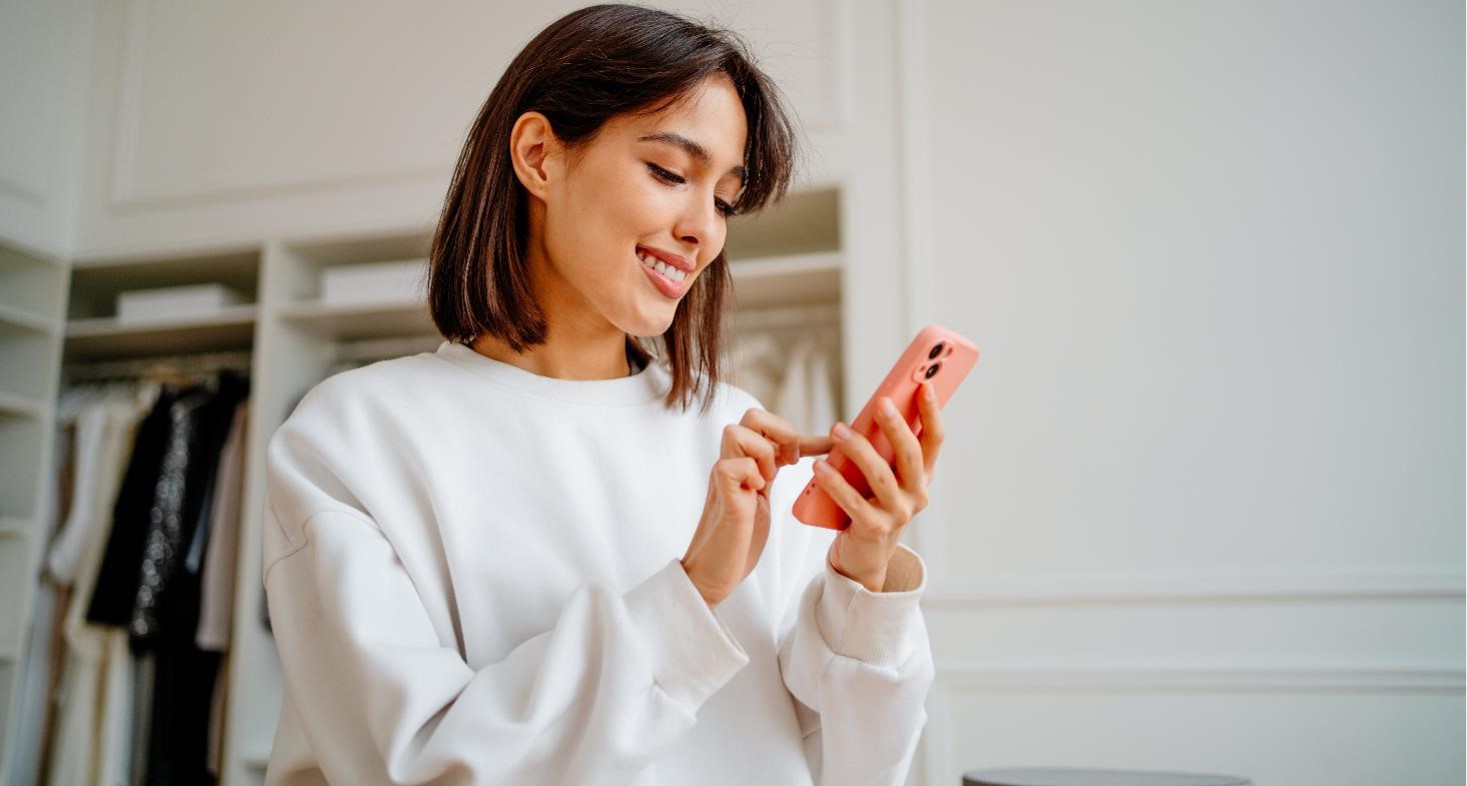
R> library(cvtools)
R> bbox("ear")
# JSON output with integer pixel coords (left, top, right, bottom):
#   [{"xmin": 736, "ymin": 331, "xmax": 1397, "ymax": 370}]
[{"xmin": 509, "ymin": 111, "xmax": 561, "ymax": 200}]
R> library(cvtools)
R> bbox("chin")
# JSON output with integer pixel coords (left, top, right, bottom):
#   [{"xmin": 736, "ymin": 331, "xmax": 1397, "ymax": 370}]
[{"xmin": 623, "ymin": 305, "xmax": 680, "ymax": 336}]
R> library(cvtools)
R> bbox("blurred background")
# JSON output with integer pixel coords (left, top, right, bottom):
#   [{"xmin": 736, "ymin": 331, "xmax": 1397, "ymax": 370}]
[{"xmin": 0, "ymin": 1, "xmax": 1461, "ymax": 785}]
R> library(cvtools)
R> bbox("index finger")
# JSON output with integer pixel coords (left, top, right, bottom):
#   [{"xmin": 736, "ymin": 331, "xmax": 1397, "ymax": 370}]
[
  {"xmin": 797, "ymin": 435, "xmax": 836, "ymax": 459},
  {"xmin": 739, "ymin": 408, "xmax": 834, "ymax": 465}
]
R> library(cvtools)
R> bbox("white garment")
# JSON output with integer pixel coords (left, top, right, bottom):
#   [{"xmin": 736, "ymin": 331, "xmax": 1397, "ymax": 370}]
[
  {"xmin": 47, "ymin": 394, "xmax": 149, "ymax": 786},
  {"xmin": 261, "ymin": 339, "xmax": 932, "ymax": 786},
  {"xmin": 773, "ymin": 335, "xmax": 839, "ymax": 436}
]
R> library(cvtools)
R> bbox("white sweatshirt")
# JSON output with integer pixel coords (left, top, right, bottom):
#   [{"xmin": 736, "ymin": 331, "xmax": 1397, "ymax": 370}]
[{"xmin": 261, "ymin": 338, "xmax": 933, "ymax": 786}]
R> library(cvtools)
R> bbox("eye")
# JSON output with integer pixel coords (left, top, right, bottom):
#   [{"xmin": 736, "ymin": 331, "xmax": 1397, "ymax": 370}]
[
  {"xmin": 646, "ymin": 162, "xmax": 685, "ymax": 185},
  {"xmin": 647, "ymin": 163, "xmax": 737, "ymax": 218}
]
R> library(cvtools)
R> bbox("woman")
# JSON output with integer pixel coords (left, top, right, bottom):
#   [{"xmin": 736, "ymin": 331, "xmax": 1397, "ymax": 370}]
[{"xmin": 261, "ymin": 5, "xmax": 943, "ymax": 784}]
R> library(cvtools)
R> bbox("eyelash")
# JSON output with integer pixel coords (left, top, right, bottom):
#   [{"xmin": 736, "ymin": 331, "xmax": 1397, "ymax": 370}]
[{"xmin": 647, "ymin": 163, "xmax": 737, "ymax": 217}]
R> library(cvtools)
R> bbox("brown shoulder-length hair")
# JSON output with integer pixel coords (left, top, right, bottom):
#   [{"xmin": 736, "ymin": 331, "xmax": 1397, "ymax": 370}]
[{"xmin": 427, "ymin": 3, "xmax": 797, "ymax": 414}]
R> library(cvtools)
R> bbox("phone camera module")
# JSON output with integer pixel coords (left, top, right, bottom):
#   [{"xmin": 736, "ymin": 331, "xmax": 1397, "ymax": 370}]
[
  {"xmin": 928, "ymin": 342, "xmax": 946, "ymax": 360},
  {"xmin": 925, "ymin": 362, "xmax": 941, "ymax": 379}
]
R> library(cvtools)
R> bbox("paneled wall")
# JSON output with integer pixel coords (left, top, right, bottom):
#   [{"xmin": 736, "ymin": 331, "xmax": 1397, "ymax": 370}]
[
  {"xmin": 1, "ymin": 1, "xmax": 1460, "ymax": 785},
  {"xmin": 71, "ymin": 0, "xmax": 852, "ymax": 256},
  {"xmin": 894, "ymin": 1, "xmax": 1464, "ymax": 784}
]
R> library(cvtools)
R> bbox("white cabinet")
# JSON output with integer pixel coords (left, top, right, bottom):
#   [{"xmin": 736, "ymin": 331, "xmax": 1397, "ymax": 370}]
[{"xmin": 0, "ymin": 183, "xmax": 846, "ymax": 786}]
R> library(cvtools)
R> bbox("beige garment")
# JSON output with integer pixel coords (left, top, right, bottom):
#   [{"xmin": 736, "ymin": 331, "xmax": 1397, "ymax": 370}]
[
  {"xmin": 46, "ymin": 395, "xmax": 149, "ymax": 786},
  {"xmin": 197, "ymin": 399, "xmax": 249, "ymax": 777},
  {"xmin": 196, "ymin": 400, "xmax": 249, "ymax": 651},
  {"xmin": 772, "ymin": 335, "xmax": 839, "ymax": 436}
]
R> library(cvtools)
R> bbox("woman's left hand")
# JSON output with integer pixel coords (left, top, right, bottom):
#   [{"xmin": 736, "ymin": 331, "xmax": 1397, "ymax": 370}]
[{"xmin": 815, "ymin": 381, "xmax": 944, "ymax": 592}]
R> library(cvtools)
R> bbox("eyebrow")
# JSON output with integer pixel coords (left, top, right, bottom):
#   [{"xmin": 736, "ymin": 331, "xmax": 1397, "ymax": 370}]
[{"xmin": 638, "ymin": 132, "xmax": 746, "ymax": 182}]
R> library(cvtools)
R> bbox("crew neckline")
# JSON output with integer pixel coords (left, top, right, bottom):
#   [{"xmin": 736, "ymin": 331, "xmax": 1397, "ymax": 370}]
[{"xmin": 433, "ymin": 339, "xmax": 668, "ymax": 405}]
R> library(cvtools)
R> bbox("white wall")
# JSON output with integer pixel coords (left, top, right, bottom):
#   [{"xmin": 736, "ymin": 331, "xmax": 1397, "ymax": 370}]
[
  {"xmin": 898, "ymin": 1, "xmax": 1464, "ymax": 783},
  {"xmin": 67, "ymin": 0, "xmax": 850, "ymax": 257},
  {"xmin": 0, "ymin": 0, "xmax": 94, "ymax": 258},
  {"xmin": 2, "ymin": 1, "xmax": 1461, "ymax": 784}
]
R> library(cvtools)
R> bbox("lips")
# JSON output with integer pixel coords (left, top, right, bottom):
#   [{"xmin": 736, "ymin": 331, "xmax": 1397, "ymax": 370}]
[
  {"xmin": 635, "ymin": 245, "xmax": 693, "ymax": 273},
  {"xmin": 638, "ymin": 249, "xmax": 688, "ymax": 298}
]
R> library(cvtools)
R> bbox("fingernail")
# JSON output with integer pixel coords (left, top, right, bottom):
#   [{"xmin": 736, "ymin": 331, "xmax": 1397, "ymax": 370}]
[
  {"xmin": 833, "ymin": 422, "xmax": 851, "ymax": 440},
  {"xmin": 925, "ymin": 383, "xmax": 937, "ymax": 400}
]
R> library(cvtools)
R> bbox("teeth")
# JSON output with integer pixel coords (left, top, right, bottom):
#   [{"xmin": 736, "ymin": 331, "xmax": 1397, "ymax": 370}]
[{"xmin": 639, "ymin": 250, "xmax": 686, "ymax": 283}]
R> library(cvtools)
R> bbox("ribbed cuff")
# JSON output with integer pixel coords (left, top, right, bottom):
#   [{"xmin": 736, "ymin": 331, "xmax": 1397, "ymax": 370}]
[
  {"xmin": 817, "ymin": 543, "xmax": 927, "ymax": 668},
  {"xmin": 623, "ymin": 558, "xmax": 750, "ymax": 709}
]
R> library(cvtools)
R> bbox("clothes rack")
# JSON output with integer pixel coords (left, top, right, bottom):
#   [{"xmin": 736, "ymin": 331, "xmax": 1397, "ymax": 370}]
[{"xmin": 61, "ymin": 350, "xmax": 254, "ymax": 385}]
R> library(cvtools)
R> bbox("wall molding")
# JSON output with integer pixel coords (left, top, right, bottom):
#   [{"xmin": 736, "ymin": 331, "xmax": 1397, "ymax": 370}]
[
  {"xmin": 923, "ymin": 665, "xmax": 1462, "ymax": 785},
  {"xmin": 108, "ymin": 0, "xmax": 854, "ymax": 212},
  {"xmin": 107, "ymin": 0, "xmax": 459, "ymax": 211},
  {"xmin": 922, "ymin": 570, "xmax": 1465, "ymax": 606},
  {"xmin": 0, "ymin": 178, "xmax": 45, "ymax": 207},
  {"xmin": 933, "ymin": 663, "xmax": 1466, "ymax": 693}
]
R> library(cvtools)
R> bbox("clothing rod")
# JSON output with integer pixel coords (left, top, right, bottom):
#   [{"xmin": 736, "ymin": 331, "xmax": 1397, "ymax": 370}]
[
  {"xmin": 730, "ymin": 302, "xmax": 841, "ymax": 330},
  {"xmin": 61, "ymin": 350, "xmax": 254, "ymax": 382},
  {"xmin": 335, "ymin": 335, "xmax": 441, "ymax": 362}
]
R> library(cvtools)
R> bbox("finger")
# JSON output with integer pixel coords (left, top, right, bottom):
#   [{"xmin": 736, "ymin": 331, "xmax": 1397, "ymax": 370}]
[
  {"xmin": 716, "ymin": 455, "xmax": 765, "ymax": 495},
  {"xmin": 812, "ymin": 458, "xmax": 881, "ymax": 528},
  {"xmin": 797, "ymin": 435, "xmax": 836, "ymax": 458},
  {"xmin": 739, "ymin": 408, "xmax": 811, "ymax": 466},
  {"xmin": 722, "ymin": 424, "xmax": 778, "ymax": 487},
  {"xmin": 917, "ymin": 382, "xmax": 945, "ymax": 477},
  {"xmin": 828, "ymin": 421, "xmax": 904, "ymax": 514},
  {"xmin": 875, "ymin": 395, "xmax": 926, "ymax": 495}
]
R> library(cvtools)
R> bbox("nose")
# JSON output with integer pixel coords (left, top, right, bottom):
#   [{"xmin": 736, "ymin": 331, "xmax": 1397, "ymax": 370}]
[{"xmin": 671, "ymin": 194, "xmax": 723, "ymax": 261}]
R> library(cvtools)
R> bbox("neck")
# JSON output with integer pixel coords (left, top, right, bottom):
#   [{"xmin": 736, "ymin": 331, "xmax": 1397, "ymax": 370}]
[
  {"xmin": 469, "ymin": 226, "xmax": 643, "ymax": 380},
  {"xmin": 470, "ymin": 328, "xmax": 633, "ymax": 381}
]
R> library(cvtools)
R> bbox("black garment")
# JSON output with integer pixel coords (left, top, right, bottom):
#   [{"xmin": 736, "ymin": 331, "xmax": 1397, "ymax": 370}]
[
  {"xmin": 142, "ymin": 370, "xmax": 248, "ymax": 786},
  {"xmin": 129, "ymin": 387, "xmax": 212, "ymax": 648},
  {"xmin": 86, "ymin": 387, "xmax": 178, "ymax": 627}
]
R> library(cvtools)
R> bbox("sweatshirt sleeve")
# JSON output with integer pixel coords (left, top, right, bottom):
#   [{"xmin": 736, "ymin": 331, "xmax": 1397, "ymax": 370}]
[
  {"xmin": 261, "ymin": 400, "xmax": 750, "ymax": 785},
  {"xmin": 770, "ymin": 457, "xmax": 935, "ymax": 786}
]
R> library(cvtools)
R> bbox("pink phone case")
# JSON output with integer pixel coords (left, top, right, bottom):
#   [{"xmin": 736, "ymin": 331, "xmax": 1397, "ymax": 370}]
[{"xmin": 792, "ymin": 324, "xmax": 980, "ymax": 530}]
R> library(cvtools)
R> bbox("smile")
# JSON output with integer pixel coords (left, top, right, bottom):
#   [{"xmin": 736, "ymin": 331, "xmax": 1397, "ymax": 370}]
[{"xmin": 637, "ymin": 248, "xmax": 688, "ymax": 283}]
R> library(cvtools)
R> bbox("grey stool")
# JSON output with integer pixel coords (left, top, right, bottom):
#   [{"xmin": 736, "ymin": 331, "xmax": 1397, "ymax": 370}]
[{"xmin": 963, "ymin": 768, "xmax": 1253, "ymax": 786}]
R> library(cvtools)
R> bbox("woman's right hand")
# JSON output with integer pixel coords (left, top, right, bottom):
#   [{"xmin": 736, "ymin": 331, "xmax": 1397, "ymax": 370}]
[{"xmin": 680, "ymin": 408, "xmax": 834, "ymax": 608}]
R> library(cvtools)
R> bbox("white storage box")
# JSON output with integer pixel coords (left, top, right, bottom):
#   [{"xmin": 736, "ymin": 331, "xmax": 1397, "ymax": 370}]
[
  {"xmin": 321, "ymin": 259, "xmax": 428, "ymax": 305},
  {"xmin": 116, "ymin": 283, "xmax": 245, "ymax": 323}
]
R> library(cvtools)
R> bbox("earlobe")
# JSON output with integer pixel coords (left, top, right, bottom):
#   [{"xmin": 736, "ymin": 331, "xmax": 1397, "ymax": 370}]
[{"xmin": 509, "ymin": 111, "xmax": 557, "ymax": 199}]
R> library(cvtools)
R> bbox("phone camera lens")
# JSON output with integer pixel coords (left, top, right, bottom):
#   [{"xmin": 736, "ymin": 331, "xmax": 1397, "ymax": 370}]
[
  {"xmin": 928, "ymin": 342, "xmax": 945, "ymax": 360},
  {"xmin": 925, "ymin": 362, "xmax": 941, "ymax": 379}
]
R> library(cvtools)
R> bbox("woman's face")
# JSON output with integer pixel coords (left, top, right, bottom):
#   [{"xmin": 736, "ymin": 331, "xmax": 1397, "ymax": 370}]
[{"xmin": 522, "ymin": 74, "xmax": 748, "ymax": 338}]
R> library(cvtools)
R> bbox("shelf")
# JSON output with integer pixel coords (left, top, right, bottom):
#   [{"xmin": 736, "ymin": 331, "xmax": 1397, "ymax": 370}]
[
  {"xmin": 278, "ymin": 298, "xmax": 434, "ymax": 342},
  {"xmin": 729, "ymin": 251, "xmax": 841, "ymax": 310},
  {"xmin": 272, "ymin": 251, "xmax": 841, "ymax": 344},
  {"xmin": 65, "ymin": 304, "xmax": 258, "ymax": 360},
  {"xmin": 0, "ymin": 516, "xmax": 29, "ymax": 538},
  {"xmin": 0, "ymin": 391, "xmax": 45, "ymax": 419},
  {"xmin": 0, "ymin": 303, "xmax": 60, "ymax": 336},
  {"xmin": 68, "ymin": 246, "xmax": 261, "ymax": 321}
]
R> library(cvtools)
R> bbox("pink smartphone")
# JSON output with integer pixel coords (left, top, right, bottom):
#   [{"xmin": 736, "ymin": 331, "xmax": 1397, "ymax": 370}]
[{"xmin": 792, "ymin": 324, "xmax": 980, "ymax": 530}]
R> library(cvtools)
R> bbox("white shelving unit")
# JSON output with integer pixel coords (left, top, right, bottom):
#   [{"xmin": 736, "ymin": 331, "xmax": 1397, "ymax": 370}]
[
  {"xmin": 0, "ymin": 242, "xmax": 70, "ymax": 783},
  {"xmin": 1, "ymin": 186, "xmax": 844, "ymax": 786}
]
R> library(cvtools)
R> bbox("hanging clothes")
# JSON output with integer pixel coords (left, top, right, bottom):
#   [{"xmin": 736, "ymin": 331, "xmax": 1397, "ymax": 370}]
[
  {"xmin": 140, "ymin": 370, "xmax": 249, "ymax": 786},
  {"xmin": 772, "ymin": 334, "xmax": 839, "ymax": 436},
  {"xmin": 731, "ymin": 329, "xmax": 786, "ymax": 409},
  {"xmin": 77, "ymin": 369, "xmax": 251, "ymax": 786},
  {"xmin": 86, "ymin": 388, "xmax": 179, "ymax": 629},
  {"xmin": 195, "ymin": 398, "xmax": 250, "ymax": 779},
  {"xmin": 196, "ymin": 399, "xmax": 247, "ymax": 651},
  {"xmin": 45, "ymin": 389, "xmax": 154, "ymax": 786},
  {"xmin": 6, "ymin": 411, "xmax": 72, "ymax": 786}
]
